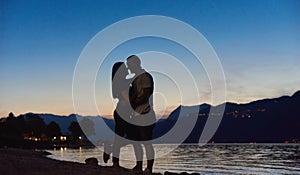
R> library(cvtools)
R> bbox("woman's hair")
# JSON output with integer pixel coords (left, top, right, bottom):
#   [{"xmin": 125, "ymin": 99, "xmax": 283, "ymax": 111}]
[
  {"xmin": 112, "ymin": 62, "xmax": 124, "ymax": 81},
  {"xmin": 112, "ymin": 62, "xmax": 126, "ymax": 98}
]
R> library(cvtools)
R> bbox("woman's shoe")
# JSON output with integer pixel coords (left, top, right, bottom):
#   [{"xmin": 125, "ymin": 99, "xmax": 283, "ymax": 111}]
[
  {"xmin": 103, "ymin": 152, "xmax": 110, "ymax": 163},
  {"xmin": 103, "ymin": 144, "xmax": 112, "ymax": 163}
]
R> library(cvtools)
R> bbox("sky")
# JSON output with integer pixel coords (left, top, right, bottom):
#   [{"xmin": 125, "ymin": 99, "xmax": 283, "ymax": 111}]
[{"xmin": 1, "ymin": 0, "xmax": 300, "ymax": 118}]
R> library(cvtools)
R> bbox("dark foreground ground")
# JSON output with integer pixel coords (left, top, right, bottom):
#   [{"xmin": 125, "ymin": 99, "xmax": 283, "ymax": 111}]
[{"xmin": 0, "ymin": 148, "xmax": 200, "ymax": 175}]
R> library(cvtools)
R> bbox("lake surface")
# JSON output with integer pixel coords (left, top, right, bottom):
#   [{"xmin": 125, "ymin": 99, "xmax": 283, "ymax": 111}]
[{"xmin": 47, "ymin": 144, "xmax": 300, "ymax": 174}]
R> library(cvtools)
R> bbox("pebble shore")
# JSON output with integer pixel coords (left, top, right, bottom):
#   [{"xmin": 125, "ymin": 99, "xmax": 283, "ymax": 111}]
[{"xmin": 0, "ymin": 148, "xmax": 200, "ymax": 175}]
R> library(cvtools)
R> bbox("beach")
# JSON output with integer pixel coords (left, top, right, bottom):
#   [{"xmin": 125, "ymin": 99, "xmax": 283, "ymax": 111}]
[
  {"xmin": 0, "ymin": 148, "xmax": 200, "ymax": 175},
  {"xmin": 0, "ymin": 148, "xmax": 147, "ymax": 175}
]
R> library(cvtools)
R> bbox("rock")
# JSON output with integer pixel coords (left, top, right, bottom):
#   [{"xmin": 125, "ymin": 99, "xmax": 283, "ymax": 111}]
[
  {"xmin": 41, "ymin": 151, "xmax": 52, "ymax": 156},
  {"xmin": 164, "ymin": 172, "xmax": 200, "ymax": 175},
  {"xmin": 165, "ymin": 172, "xmax": 178, "ymax": 175},
  {"xmin": 85, "ymin": 157, "xmax": 98, "ymax": 166},
  {"xmin": 180, "ymin": 173, "xmax": 200, "ymax": 175}
]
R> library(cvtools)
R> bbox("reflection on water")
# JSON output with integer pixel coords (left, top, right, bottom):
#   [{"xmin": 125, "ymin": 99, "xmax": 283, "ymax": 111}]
[{"xmin": 47, "ymin": 144, "xmax": 300, "ymax": 174}]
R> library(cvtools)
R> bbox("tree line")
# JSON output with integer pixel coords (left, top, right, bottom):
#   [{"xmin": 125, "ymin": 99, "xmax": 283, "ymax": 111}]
[{"xmin": 0, "ymin": 112, "xmax": 94, "ymax": 148}]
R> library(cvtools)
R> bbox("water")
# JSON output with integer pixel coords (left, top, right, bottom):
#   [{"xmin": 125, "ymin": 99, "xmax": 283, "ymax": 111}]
[{"xmin": 47, "ymin": 144, "xmax": 300, "ymax": 174}]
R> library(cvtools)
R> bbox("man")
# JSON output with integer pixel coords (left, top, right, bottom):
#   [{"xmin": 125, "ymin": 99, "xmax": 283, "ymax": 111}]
[{"xmin": 127, "ymin": 55, "xmax": 156, "ymax": 173}]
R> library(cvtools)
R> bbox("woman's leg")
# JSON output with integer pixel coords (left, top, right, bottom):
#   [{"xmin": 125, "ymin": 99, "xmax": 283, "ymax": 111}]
[{"xmin": 112, "ymin": 111, "xmax": 126, "ymax": 166}]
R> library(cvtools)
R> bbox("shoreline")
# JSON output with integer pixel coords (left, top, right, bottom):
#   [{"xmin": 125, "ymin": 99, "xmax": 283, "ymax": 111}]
[{"xmin": 0, "ymin": 148, "xmax": 200, "ymax": 175}]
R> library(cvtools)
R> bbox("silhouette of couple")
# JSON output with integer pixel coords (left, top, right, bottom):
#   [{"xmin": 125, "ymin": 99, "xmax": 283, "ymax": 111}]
[{"xmin": 103, "ymin": 55, "xmax": 156, "ymax": 173}]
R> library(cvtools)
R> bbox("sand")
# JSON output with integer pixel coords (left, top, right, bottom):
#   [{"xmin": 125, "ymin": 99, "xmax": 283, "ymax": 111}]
[
  {"xmin": 0, "ymin": 148, "xmax": 200, "ymax": 175},
  {"xmin": 0, "ymin": 148, "xmax": 151, "ymax": 175}
]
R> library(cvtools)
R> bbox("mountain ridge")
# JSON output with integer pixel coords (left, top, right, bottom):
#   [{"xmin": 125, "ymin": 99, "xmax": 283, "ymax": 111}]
[{"xmin": 2, "ymin": 90, "xmax": 299, "ymax": 143}]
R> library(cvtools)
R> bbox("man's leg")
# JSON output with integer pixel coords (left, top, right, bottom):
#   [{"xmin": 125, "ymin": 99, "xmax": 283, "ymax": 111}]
[
  {"xmin": 128, "ymin": 122, "xmax": 144, "ymax": 171},
  {"xmin": 132, "ymin": 142, "xmax": 143, "ymax": 171},
  {"xmin": 143, "ymin": 122, "xmax": 155, "ymax": 173},
  {"xmin": 144, "ymin": 142, "xmax": 154, "ymax": 173}
]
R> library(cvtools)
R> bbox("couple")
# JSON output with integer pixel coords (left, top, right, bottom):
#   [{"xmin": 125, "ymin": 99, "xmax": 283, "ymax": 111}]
[{"xmin": 104, "ymin": 55, "xmax": 156, "ymax": 173}]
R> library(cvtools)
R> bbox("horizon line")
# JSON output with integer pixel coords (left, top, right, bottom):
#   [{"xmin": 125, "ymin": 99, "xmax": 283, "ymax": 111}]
[{"xmin": 1, "ymin": 89, "xmax": 298, "ymax": 119}]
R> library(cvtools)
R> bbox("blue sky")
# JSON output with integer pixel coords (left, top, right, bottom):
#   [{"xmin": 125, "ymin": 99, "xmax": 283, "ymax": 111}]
[{"xmin": 1, "ymin": 0, "xmax": 299, "ymax": 117}]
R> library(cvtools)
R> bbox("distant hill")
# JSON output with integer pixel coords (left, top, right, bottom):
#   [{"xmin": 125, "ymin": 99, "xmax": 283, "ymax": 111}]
[
  {"xmin": 32, "ymin": 113, "xmax": 77, "ymax": 135},
  {"xmin": 153, "ymin": 90, "xmax": 300, "ymax": 143},
  {"xmin": 19, "ymin": 113, "xmax": 115, "ymax": 142},
  {"xmin": 2, "ymin": 90, "xmax": 299, "ymax": 143}
]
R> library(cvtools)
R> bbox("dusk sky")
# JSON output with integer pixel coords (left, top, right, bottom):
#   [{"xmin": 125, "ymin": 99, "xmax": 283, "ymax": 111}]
[{"xmin": 1, "ymin": 0, "xmax": 299, "ymax": 118}]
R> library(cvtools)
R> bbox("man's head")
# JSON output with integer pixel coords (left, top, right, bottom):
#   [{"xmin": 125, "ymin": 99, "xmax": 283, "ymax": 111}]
[{"xmin": 126, "ymin": 55, "xmax": 142, "ymax": 73}]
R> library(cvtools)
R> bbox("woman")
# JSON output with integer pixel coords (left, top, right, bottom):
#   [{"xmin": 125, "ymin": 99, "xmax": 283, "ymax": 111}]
[
  {"xmin": 104, "ymin": 62, "xmax": 134, "ymax": 169},
  {"xmin": 104, "ymin": 61, "xmax": 146, "ymax": 171}
]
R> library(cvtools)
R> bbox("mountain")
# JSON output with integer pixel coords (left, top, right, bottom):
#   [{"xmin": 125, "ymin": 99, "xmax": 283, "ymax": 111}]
[
  {"xmin": 153, "ymin": 90, "xmax": 300, "ymax": 143},
  {"xmin": 2, "ymin": 90, "xmax": 299, "ymax": 144}
]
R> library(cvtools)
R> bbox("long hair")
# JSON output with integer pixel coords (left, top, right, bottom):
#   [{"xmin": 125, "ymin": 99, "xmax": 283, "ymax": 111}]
[
  {"xmin": 112, "ymin": 62, "xmax": 123, "ymax": 81},
  {"xmin": 112, "ymin": 62, "xmax": 126, "ymax": 98}
]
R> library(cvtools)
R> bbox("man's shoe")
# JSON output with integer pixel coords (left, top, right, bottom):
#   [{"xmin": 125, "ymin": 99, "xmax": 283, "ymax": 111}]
[
  {"xmin": 132, "ymin": 164, "xmax": 143, "ymax": 172},
  {"xmin": 144, "ymin": 168, "xmax": 152, "ymax": 174}
]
